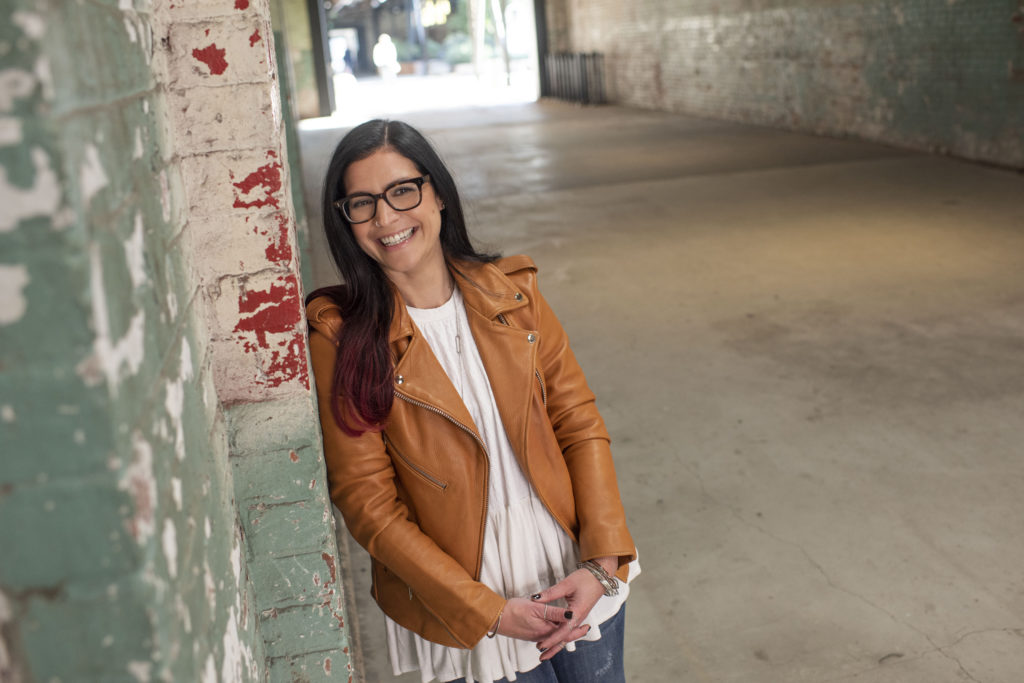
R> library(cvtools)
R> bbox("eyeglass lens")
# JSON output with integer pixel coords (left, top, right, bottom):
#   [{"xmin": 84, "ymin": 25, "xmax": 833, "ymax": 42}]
[{"xmin": 343, "ymin": 181, "xmax": 422, "ymax": 223}]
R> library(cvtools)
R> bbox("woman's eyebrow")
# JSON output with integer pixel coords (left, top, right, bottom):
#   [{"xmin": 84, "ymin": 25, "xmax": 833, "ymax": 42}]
[
  {"xmin": 383, "ymin": 175, "xmax": 420, "ymax": 189},
  {"xmin": 347, "ymin": 176, "xmax": 418, "ymax": 195}
]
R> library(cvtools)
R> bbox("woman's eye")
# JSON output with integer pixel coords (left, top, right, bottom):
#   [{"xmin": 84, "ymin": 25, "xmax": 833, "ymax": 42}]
[
  {"xmin": 391, "ymin": 184, "xmax": 414, "ymax": 196},
  {"xmin": 350, "ymin": 197, "xmax": 373, "ymax": 209}
]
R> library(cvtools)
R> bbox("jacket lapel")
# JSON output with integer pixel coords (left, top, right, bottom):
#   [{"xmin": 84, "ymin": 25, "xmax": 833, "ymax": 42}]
[
  {"xmin": 455, "ymin": 262, "xmax": 535, "ymax": 466},
  {"xmin": 390, "ymin": 292, "xmax": 480, "ymax": 439},
  {"xmin": 387, "ymin": 260, "xmax": 536, "ymax": 463}
]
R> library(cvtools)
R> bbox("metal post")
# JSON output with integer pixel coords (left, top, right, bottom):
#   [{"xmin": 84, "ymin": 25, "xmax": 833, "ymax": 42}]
[{"xmin": 306, "ymin": 0, "xmax": 335, "ymax": 116}]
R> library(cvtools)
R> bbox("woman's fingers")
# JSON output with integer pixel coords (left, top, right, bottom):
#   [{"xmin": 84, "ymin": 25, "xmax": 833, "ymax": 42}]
[
  {"xmin": 538, "ymin": 623, "xmax": 592, "ymax": 661},
  {"xmin": 535, "ymin": 600, "xmax": 573, "ymax": 624},
  {"xmin": 536, "ymin": 613, "xmax": 590, "ymax": 651},
  {"xmin": 532, "ymin": 581, "xmax": 571, "ymax": 605}
]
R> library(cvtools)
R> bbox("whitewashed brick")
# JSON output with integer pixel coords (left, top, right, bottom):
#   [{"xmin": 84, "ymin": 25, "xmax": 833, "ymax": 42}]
[
  {"xmin": 168, "ymin": 82, "xmax": 278, "ymax": 155},
  {"xmin": 165, "ymin": 15, "xmax": 274, "ymax": 88}
]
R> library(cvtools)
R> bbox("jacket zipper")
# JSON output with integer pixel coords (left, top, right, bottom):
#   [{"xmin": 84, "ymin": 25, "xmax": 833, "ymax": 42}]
[
  {"xmin": 535, "ymin": 369, "xmax": 547, "ymax": 407},
  {"xmin": 383, "ymin": 433, "xmax": 448, "ymax": 490},
  {"xmin": 394, "ymin": 391, "xmax": 491, "ymax": 580}
]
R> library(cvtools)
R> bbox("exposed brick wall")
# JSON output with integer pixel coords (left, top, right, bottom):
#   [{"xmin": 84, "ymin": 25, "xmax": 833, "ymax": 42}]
[
  {"xmin": 1, "ymin": 0, "xmax": 352, "ymax": 680},
  {"xmin": 159, "ymin": 0, "xmax": 353, "ymax": 678},
  {"xmin": 545, "ymin": 0, "xmax": 1024, "ymax": 167}
]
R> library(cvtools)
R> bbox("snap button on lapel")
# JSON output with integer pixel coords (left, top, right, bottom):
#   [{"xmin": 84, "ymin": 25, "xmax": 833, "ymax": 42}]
[
  {"xmin": 514, "ymin": 292, "xmax": 523, "ymax": 301},
  {"xmin": 396, "ymin": 375, "xmax": 405, "ymax": 385},
  {"xmin": 527, "ymin": 333, "xmax": 536, "ymax": 344}
]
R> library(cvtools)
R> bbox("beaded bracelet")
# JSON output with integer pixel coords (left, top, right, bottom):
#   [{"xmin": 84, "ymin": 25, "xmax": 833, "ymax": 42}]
[{"xmin": 577, "ymin": 559, "xmax": 620, "ymax": 596}]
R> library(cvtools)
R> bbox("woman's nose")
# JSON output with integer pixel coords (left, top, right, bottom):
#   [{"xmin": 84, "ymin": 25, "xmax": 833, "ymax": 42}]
[{"xmin": 375, "ymin": 197, "xmax": 400, "ymax": 225}]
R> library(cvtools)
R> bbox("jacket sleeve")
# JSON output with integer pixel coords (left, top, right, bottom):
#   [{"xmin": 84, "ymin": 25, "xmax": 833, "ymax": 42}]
[
  {"xmin": 308, "ymin": 327, "xmax": 506, "ymax": 647},
  {"xmin": 530, "ymin": 277, "xmax": 637, "ymax": 572}
]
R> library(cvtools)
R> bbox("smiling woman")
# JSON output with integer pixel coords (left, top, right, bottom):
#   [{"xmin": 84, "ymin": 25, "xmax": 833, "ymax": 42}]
[
  {"xmin": 305, "ymin": 120, "xmax": 640, "ymax": 683},
  {"xmin": 341, "ymin": 150, "xmax": 447, "ymax": 308}
]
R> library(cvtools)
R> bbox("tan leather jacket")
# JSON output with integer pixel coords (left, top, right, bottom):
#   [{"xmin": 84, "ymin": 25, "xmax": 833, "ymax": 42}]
[{"xmin": 306, "ymin": 255, "xmax": 636, "ymax": 649}]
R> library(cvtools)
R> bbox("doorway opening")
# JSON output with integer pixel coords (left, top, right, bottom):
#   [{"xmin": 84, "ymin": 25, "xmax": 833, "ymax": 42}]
[{"xmin": 307, "ymin": 0, "xmax": 540, "ymax": 128}]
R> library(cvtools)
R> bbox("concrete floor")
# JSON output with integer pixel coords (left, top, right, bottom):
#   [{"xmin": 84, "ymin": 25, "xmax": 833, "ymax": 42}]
[{"xmin": 298, "ymin": 101, "xmax": 1024, "ymax": 683}]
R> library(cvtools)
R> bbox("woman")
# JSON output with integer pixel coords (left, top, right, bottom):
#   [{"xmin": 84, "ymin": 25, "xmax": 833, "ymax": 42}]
[{"xmin": 306, "ymin": 119, "xmax": 639, "ymax": 683}]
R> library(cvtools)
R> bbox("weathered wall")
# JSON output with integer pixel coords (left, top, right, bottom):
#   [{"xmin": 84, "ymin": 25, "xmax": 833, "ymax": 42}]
[
  {"xmin": 545, "ymin": 0, "xmax": 1024, "ymax": 167},
  {"xmin": 0, "ymin": 0, "xmax": 352, "ymax": 681},
  {"xmin": 0, "ymin": 0, "xmax": 265, "ymax": 679}
]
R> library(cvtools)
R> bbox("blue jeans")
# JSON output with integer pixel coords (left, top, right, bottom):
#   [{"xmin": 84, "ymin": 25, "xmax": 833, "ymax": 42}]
[{"xmin": 446, "ymin": 606, "xmax": 626, "ymax": 683}]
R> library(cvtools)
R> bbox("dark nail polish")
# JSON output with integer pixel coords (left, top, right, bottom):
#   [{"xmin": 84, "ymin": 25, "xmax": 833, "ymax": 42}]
[
  {"xmin": 564, "ymin": 610, "xmax": 573, "ymax": 620},
  {"xmin": 584, "ymin": 625, "xmax": 591, "ymax": 633},
  {"xmin": 538, "ymin": 646, "xmax": 548, "ymax": 653},
  {"xmin": 531, "ymin": 593, "xmax": 542, "ymax": 600}
]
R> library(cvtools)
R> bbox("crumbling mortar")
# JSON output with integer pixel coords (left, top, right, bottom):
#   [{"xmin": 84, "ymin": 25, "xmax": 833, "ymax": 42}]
[
  {"xmin": 227, "ymin": 444, "xmax": 318, "ymax": 461},
  {"xmin": 209, "ymin": 266, "xmax": 297, "ymax": 289},
  {"xmin": 165, "ymin": 77, "xmax": 284, "ymax": 98},
  {"xmin": 245, "ymin": 497, "xmax": 315, "ymax": 512},
  {"xmin": 250, "ymin": 548, "xmax": 332, "ymax": 563},
  {"xmin": 259, "ymin": 595, "xmax": 344, "ymax": 623},
  {"xmin": 265, "ymin": 645, "xmax": 353, "ymax": 662}
]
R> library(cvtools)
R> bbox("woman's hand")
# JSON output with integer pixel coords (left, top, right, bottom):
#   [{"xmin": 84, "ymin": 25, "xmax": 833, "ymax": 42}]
[
  {"xmin": 495, "ymin": 597, "xmax": 573, "ymax": 641},
  {"xmin": 532, "ymin": 556, "xmax": 618, "ymax": 661}
]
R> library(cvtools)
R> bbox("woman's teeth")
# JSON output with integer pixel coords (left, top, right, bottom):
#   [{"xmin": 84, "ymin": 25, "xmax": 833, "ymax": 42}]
[{"xmin": 380, "ymin": 227, "xmax": 414, "ymax": 247}]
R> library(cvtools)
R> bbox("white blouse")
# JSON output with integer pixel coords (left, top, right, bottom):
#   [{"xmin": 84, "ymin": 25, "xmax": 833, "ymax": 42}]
[{"xmin": 391, "ymin": 287, "xmax": 639, "ymax": 683}]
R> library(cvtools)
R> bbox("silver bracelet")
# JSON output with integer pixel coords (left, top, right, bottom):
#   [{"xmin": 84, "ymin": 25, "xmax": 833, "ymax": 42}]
[
  {"xmin": 577, "ymin": 560, "xmax": 620, "ymax": 596},
  {"xmin": 486, "ymin": 606, "xmax": 503, "ymax": 638}
]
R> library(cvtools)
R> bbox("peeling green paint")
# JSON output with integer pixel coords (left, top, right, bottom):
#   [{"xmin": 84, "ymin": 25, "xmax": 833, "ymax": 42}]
[
  {"xmin": 3, "ymin": 0, "xmax": 353, "ymax": 679},
  {"xmin": 1, "ymin": 0, "xmax": 265, "ymax": 679}
]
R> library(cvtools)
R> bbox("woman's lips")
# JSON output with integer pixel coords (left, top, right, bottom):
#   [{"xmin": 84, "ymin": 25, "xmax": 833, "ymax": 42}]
[{"xmin": 379, "ymin": 226, "xmax": 416, "ymax": 247}]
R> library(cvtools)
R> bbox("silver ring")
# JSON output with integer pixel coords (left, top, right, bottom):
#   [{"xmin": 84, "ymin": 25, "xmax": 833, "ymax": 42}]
[{"xmin": 543, "ymin": 605, "xmax": 549, "ymax": 620}]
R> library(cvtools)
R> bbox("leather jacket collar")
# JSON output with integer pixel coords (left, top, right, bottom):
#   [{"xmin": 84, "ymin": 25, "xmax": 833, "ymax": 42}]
[{"xmin": 387, "ymin": 255, "xmax": 534, "ymax": 345}]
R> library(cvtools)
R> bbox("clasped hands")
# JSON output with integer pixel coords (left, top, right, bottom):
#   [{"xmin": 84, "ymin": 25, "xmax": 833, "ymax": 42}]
[{"xmin": 494, "ymin": 556, "xmax": 617, "ymax": 662}]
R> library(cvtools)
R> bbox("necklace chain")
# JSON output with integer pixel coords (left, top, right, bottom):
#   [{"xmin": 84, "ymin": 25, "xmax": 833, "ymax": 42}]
[{"xmin": 456, "ymin": 292, "xmax": 468, "ymax": 397}]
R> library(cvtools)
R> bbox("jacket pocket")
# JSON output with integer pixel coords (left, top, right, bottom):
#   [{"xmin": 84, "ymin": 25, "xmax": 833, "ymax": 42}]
[{"xmin": 384, "ymin": 434, "xmax": 448, "ymax": 491}]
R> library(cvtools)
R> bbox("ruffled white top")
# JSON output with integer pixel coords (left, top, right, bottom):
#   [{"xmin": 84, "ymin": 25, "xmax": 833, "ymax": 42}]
[{"xmin": 392, "ymin": 287, "xmax": 639, "ymax": 683}]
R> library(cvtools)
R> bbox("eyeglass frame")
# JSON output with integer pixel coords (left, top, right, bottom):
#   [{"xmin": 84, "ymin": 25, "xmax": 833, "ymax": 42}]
[{"xmin": 333, "ymin": 174, "xmax": 432, "ymax": 224}]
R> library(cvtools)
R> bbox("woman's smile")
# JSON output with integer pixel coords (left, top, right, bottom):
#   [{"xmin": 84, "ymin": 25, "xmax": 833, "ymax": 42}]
[{"xmin": 379, "ymin": 225, "xmax": 417, "ymax": 248}]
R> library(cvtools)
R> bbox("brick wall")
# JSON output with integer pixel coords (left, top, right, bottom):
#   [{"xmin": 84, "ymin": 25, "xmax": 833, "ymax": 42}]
[
  {"xmin": 1, "ymin": 0, "xmax": 352, "ymax": 680},
  {"xmin": 545, "ymin": 0, "xmax": 1024, "ymax": 167}
]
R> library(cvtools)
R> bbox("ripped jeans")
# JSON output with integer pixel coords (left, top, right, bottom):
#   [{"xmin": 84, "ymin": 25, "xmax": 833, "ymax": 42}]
[{"xmin": 446, "ymin": 606, "xmax": 627, "ymax": 683}]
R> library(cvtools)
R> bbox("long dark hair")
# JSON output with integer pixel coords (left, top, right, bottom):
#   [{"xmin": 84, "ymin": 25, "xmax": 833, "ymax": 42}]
[{"xmin": 315, "ymin": 119, "xmax": 498, "ymax": 436}]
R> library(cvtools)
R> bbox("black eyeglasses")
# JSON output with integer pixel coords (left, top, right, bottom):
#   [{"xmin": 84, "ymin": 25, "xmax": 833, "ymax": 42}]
[{"xmin": 334, "ymin": 175, "xmax": 431, "ymax": 224}]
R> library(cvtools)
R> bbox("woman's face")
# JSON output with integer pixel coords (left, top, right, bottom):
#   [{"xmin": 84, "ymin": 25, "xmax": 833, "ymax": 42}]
[{"xmin": 342, "ymin": 147, "xmax": 446, "ymax": 288}]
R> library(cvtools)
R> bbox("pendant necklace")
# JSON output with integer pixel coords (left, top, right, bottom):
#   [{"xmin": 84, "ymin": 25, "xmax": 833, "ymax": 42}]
[
  {"xmin": 452, "ymin": 288, "xmax": 466, "ymax": 398},
  {"xmin": 453, "ymin": 283, "xmax": 463, "ymax": 356}
]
